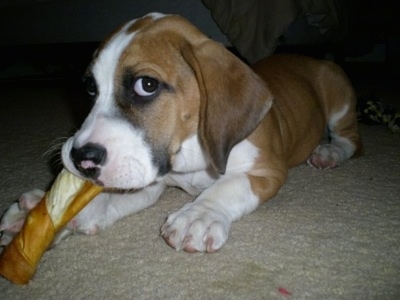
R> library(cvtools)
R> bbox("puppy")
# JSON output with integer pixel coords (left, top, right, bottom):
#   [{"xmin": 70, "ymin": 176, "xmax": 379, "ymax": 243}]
[{"xmin": 0, "ymin": 13, "xmax": 361, "ymax": 253}]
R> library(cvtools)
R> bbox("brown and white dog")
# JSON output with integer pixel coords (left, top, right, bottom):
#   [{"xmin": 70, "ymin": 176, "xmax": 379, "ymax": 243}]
[{"xmin": 0, "ymin": 13, "xmax": 362, "ymax": 252}]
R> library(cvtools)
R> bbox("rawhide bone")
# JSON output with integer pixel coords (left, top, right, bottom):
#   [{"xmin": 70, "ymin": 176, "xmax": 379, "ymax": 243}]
[{"xmin": 0, "ymin": 169, "xmax": 103, "ymax": 285}]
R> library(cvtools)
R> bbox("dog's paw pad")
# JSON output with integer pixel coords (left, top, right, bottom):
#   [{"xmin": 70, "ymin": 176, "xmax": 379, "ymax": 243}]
[
  {"xmin": 161, "ymin": 203, "xmax": 229, "ymax": 253},
  {"xmin": 307, "ymin": 144, "xmax": 342, "ymax": 169}
]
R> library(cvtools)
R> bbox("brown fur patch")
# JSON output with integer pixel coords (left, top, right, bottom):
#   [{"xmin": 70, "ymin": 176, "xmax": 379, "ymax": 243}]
[
  {"xmin": 126, "ymin": 15, "xmax": 154, "ymax": 34},
  {"xmin": 111, "ymin": 18, "xmax": 205, "ymax": 164}
]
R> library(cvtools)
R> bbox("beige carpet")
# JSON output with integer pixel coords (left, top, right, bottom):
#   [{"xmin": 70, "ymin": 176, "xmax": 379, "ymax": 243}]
[{"xmin": 0, "ymin": 80, "xmax": 399, "ymax": 299}]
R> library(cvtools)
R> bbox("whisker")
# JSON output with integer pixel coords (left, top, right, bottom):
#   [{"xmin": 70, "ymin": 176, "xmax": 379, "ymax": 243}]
[
  {"xmin": 43, "ymin": 136, "xmax": 69, "ymax": 158},
  {"xmin": 41, "ymin": 136, "xmax": 71, "ymax": 172}
]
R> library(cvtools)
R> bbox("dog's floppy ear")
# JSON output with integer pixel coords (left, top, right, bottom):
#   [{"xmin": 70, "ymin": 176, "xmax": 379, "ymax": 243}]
[{"xmin": 182, "ymin": 40, "xmax": 273, "ymax": 174}]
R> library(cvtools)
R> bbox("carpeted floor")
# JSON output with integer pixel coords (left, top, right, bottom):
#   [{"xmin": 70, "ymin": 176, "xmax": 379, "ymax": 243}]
[{"xmin": 0, "ymin": 64, "xmax": 399, "ymax": 299}]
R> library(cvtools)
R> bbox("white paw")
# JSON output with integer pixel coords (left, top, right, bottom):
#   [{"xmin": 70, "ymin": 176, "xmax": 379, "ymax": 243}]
[
  {"xmin": 0, "ymin": 189, "xmax": 45, "ymax": 246},
  {"xmin": 64, "ymin": 192, "xmax": 110, "ymax": 236},
  {"xmin": 161, "ymin": 202, "xmax": 230, "ymax": 253},
  {"xmin": 66, "ymin": 218, "xmax": 101, "ymax": 236},
  {"xmin": 307, "ymin": 144, "xmax": 343, "ymax": 169}
]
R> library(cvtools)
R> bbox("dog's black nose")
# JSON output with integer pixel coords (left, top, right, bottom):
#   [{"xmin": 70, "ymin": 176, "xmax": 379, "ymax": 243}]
[{"xmin": 70, "ymin": 143, "xmax": 107, "ymax": 178}]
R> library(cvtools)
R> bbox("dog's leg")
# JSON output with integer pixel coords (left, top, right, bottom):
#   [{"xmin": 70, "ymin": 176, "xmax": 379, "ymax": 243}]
[
  {"xmin": 66, "ymin": 181, "xmax": 165, "ymax": 236},
  {"xmin": 308, "ymin": 103, "xmax": 362, "ymax": 169},
  {"xmin": 1, "ymin": 182, "xmax": 165, "ymax": 247},
  {"xmin": 307, "ymin": 62, "xmax": 362, "ymax": 169},
  {"xmin": 161, "ymin": 172, "xmax": 277, "ymax": 253}
]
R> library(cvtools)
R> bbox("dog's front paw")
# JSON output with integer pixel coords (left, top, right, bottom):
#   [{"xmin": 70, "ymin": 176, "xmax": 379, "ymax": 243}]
[
  {"xmin": 0, "ymin": 189, "xmax": 45, "ymax": 246},
  {"xmin": 161, "ymin": 202, "xmax": 230, "ymax": 253}
]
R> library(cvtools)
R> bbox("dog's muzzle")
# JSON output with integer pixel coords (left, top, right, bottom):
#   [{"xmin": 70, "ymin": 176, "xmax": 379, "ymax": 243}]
[{"xmin": 70, "ymin": 143, "xmax": 107, "ymax": 180}]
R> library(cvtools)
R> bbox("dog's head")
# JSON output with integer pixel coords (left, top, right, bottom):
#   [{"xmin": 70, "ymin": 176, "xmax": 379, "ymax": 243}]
[{"xmin": 62, "ymin": 13, "xmax": 272, "ymax": 189}]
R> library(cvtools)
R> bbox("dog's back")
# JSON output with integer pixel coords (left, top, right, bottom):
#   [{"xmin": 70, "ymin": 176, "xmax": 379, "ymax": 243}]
[{"xmin": 251, "ymin": 55, "xmax": 362, "ymax": 168}]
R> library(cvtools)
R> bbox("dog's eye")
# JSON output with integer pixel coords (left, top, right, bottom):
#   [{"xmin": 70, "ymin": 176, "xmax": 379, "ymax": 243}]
[
  {"xmin": 133, "ymin": 77, "xmax": 159, "ymax": 97},
  {"xmin": 85, "ymin": 76, "xmax": 97, "ymax": 97}
]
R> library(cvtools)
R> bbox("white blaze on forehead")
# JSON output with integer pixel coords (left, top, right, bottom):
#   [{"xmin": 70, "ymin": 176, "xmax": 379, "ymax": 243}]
[
  {"xmin": 91, "ymin": 21, "xmax": 136, "ymax": 114},
  {"xmin": 146, "ymin": 12, "xmax": 168, "ymax": 20},
  {"xmin": 76, "ymin": 13, "xmax": 168, "ymax": 146},
  {"xmin": 74, "ymin": 24, "xmax": 137, "ymax": 146},
  {"xmin": 92, "ymin": 12, "xmax": 168, "ymax": 114}
]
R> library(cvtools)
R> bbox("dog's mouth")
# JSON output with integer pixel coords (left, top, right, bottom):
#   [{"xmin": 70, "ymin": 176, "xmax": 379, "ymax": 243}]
[
  {"xmin": 62, "ymin": 144, "xmax": 160, "ymax": 190},
  {"xmin": 73, "ymin": 164, "xmax": 101, "ymax": 181}
]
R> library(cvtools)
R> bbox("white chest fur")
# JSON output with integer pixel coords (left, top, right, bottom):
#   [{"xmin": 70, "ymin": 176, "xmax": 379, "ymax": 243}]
[{"xmin": 166, "ymin": 135, "xmax": 259, "ymax": 195}]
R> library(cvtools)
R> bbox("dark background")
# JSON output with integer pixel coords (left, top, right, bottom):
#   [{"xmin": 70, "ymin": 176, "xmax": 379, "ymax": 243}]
[{"xmin": 0, "ymin": 0, "xmax": 399, "ymax": 112}]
